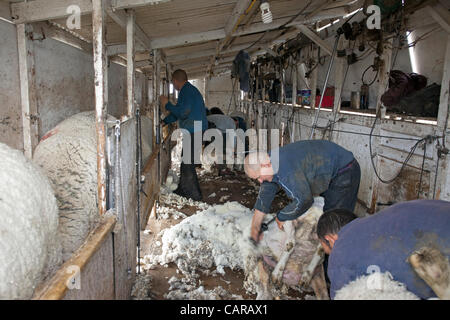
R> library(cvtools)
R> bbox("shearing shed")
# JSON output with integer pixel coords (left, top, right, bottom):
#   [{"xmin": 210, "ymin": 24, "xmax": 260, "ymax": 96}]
[{"xmin": 0, "ymin": 0, "xmax": 449, "ymax": 305}]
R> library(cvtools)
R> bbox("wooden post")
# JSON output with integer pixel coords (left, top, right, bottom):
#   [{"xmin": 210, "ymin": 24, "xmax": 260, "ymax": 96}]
[
  {"xmin": 368, "ymin": 37, "xmax": 393, "ymax": 213},
  {"xmin": 433, "ymin": 34, "xmax": 450, "ymax": 200},
  {"xmin": 292, "ymin": 59, "xmax": 298, "ymax": 106},
  {"xmin": 92, "ymin": 0, "xmax": 108, "ymax": 216},
  {"xmin": 329, "ymin": 37, "xmax": 346, "ymax": 141},
  {"xmin": 127, "ymin": 9, "xmax": 136, "ymax": 117},
  {"xmin": 17, "ymin": 23, "xmax": 39, "ymax": 159},
  {"xmin": 309, "ymin": 46, "xmax": 318, "ymax": 110}
]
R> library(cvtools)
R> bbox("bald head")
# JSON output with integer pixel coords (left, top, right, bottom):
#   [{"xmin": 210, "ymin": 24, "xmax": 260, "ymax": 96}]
[
  {"xmin": 244, "ymin": 151, "xmax": 274, "ymax": 183},
  {"xmin": 172, "ymin": 69, "xmax": 188, "ymax": 91}
]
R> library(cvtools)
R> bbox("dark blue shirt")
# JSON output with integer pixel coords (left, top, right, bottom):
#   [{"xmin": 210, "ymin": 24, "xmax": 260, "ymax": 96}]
[
  {"xmin": 254, "ymin": 140, "xmax": 354, "ymax": 221},
  {"xmin": 163, "ymin": 82, "xmax": 208, "ymax": 133},
  {"xmin": 328, "ymin": 200, "xmax": 450, "ymax": 299}
]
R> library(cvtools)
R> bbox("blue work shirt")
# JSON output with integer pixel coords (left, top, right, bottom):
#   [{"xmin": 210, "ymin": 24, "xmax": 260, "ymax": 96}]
[
  {"xmin": 254, "ymin": 140, "xmax": 354, "ymax": 221},
  {"xmin": 328, "ymin": 200, "xmax": 450, "ymax": 299},
  {"xmin": 163, "ymin": 82, "xmax": 208, "ymax": 133}
]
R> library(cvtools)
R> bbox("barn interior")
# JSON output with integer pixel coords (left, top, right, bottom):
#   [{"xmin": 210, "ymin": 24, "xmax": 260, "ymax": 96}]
[{"xmin": 0, "ymin": 0, "xmax": 449, "ymax": 301}]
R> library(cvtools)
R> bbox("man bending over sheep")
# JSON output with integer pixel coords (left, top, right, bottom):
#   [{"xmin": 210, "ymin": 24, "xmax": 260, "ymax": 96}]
[
  {"xmin": 244, "ymin": 140, "xmax": 361, "ymax": 243},
  {"xmin": 317, "ymin": 200, "xmax": 450, "ymax": 299}
]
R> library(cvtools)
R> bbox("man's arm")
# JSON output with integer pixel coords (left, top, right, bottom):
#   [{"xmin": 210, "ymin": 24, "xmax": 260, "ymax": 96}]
[
  {"xmin": 254, "ymin": 181, "xmax": 279, "ymax": 213},
  {"xmin": 163, "ymin": 113, "xmax": 177, "ymax": 124},
  {"xmin": 165, "ymin": 93, "xmax": 191, "ymax": 120},
  {"xmin": 277, "ymin": 175, "xmax": 313, "ymax": 222}
]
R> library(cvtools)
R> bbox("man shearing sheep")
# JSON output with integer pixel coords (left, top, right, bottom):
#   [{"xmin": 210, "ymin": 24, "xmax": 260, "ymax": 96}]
[
  {"xmin": 244, "ymin": 140, "xmax": 361, "ymax": 243},
  {"xmin": 316, "ymin": 200, "xmax": 450, "ymax": 299}
]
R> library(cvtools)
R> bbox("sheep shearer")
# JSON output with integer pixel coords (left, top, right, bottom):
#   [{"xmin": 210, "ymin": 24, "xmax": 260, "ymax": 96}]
[
  {"xmin": 206, "ymin": 113, "xmax": 237, "ymax": 176},
  {"xmin": 316, "ymin": 200, "xmax": 450, "ymax": 299},
  {"xmin": 244, "ymin": 140, "xmax": 361, "ymax": 243},
  {"xmin": 160, "ymin": 69, "xmax": 208, "ymax": 201}
]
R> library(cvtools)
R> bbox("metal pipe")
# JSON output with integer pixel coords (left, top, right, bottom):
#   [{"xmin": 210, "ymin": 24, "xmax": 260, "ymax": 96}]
[{"xmin": 309, "ymin": 34, "xmax": 341, "ymax": 140}]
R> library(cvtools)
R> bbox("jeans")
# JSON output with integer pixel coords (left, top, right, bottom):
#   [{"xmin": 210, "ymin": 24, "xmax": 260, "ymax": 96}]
[{"xmin": 321, "ymin": 159, "xmax": 361, "ymax": 212}]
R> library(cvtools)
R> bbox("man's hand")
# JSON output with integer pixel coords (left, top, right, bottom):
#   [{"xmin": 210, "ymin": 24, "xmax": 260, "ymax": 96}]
[
  {"xmin": 276, "ymin": 217, "xmax": 284, "ymax": 231},
  {"xmin": 251, "ymin": 209, "xmax": 265, "ymax": 243},
  {"xmin": 159, "ymin": 95, "xmax": 169, "ymax": 107}
]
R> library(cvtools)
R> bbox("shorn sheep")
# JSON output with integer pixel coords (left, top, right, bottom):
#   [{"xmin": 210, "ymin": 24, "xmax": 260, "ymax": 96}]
[{"xmin": 0, "ymin": 142, "xmax": 61, "ymax": 299}]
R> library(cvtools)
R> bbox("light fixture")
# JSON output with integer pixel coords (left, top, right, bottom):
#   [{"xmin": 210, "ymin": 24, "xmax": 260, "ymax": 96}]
[{"xmin": 260, "ymin": 0, "xmax": 273, "ymax": 24}]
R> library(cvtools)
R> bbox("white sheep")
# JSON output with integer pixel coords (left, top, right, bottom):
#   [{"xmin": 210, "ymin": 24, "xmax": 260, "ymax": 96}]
[
  {"xmin": 0, "ymin": 142, "xmax": 61, "ymax": 299},
  {"xmin": 33, "ymin": 111, "xmax": 115, "ymax": 260}
]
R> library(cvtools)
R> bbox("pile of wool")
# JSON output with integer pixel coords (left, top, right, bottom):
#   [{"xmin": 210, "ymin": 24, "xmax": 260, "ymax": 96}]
[
  {"xmin": 334, "ymin": 272, "xmax": 420, "ymax": 300},
  {"xmin": 144, "ymin": 201, "xmax": 255, "ymax": 277},
  {"xmin": 33, "ymin": 111, "xmax": 116, "ymax": 261},
  {"xmin": 131, "ymin": 273, "xmax": 154, "ymax": 300},
  {"xmin": 165, "ymin": 276, "xmax": 243, "ymax": 300},
  {"xmin": 0, "ymin": 142, "xmax": 61, "ymax": 299}
]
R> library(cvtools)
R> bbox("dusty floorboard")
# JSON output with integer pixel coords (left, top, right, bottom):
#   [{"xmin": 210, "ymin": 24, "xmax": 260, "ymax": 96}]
[{"xmin": 137, "ymin": 168, "xmax": 313, "ymax": 300}]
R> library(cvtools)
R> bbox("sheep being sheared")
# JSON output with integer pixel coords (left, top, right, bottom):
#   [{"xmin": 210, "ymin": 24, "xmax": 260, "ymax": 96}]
[
  {"xmin": 409, "ymin": 247, "xmax": 450, "ymax": 300},
  {"xmin": 244, "ymin": 197, "xmax": 329, "ymax": 300}
]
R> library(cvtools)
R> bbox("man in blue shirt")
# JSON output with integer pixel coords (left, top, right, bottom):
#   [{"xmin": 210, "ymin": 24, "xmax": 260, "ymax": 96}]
[
  {"xmin": 317, "ymin": 200, "xmax": 450, "ymax": 299},
  {"xmin": 244, "ymin": 140, "xmax": 360, "ymax": 242},
  {"xmin": 160, "ymin": 69, "xmax": 208, "ymax": 201}
]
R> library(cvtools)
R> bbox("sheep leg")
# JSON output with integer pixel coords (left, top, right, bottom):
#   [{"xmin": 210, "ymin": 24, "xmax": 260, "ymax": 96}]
[
  {"xmin": 256, "ymin": 259, "xmax": 273, "ymax": 300},
  {"xmin": 408, "ymin": 247, "xmax": 450, "ymax": 300},
  {"xmin": 271, "ymin": 221, "xmax": 296, "ymax": 286},
  {"xmin": 309, "ymin": 263, "xmax": 329, "ymax": 300},
  {"xmin": 299, "ymin": 245, "xmax": 325, "ymax": 287}
]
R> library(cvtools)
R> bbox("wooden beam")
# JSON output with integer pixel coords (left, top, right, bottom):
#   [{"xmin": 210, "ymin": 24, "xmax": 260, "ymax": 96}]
[
  {"xmin": 150, "ymin": 29, "xmax": 226, "ymax": 49},
  {"xmin": 11, "ymin": 0, "xmax": 92, "ymax": 24},
  {"xmin": 107, "ymin": 43, "xmax": 145, "ymax": 56},
  {"xmin": 17, "ymin": 24, "xmax": 39, "ymax": 159},
  {"xmin": 0, "ymin": 1, "xmax": 11, "ymax": 21},
  {"xmin": 93, "ymin": 0, "xmax": 108, "ymax": 216},
  {"xmin": 297, "ymin": 25, "xmax": 333, "ymax": 55},
  {"xmin": 32, "ymin": 21, "xmax": 93, "ymax": 54},
  {"xmin": 112, "ymin": 0, "xmax": 171, "ymax": 10},
  {"xmin": 127, "ymin": 10, "xmax": 136, "ymax": 116},
  {"xmin": 305, "ymin": 0, "xmax": 335, "ymax": 20},
  {"xmin": 106, "ymin": 6, "xmax": 151, "ymax": 49},
  {"xmin": 427, "ymin": 2, "xmax": 450, "ymax": 34},
  {"xmin": 11, "ymin": 0, "xmax": 170, "ymax": 24}
]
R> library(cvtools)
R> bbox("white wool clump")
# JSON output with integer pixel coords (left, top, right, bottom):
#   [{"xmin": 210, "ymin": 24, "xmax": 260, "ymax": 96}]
[
  {"xmin": 334, "ymin": 272, "xmax": 420, "ymax": 300},
  {"xmin": 160, "ymin": 170, "xmax": 179, "ymax": 195},
  {"xmin": 33, "ymin": 111, "xmax": 116, "ymax": 261},
  {"xmin": 165, "ymin": 276, "xmax": 243, "ymax": 300},
  {"xmin": 0, "ymin": 142, "xmax": 62, "ymax": 299},
  {"xmin": 150, "ymin": 202, "xmax": 255, "ymax": 277}
]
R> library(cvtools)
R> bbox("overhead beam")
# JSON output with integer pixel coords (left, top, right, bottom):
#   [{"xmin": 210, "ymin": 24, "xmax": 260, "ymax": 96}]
[
  {"xmin": 106, "ymin": 6, "xmax": 152, "ymax": 49},
  {"xmin": 112, "ymin": 0, "xmax": 171, "ymax": 10},
  {"xmin": 297, "ymin": 25, "xmax": 333, "ymax": 55},
  {"xmin": 0, "ymin": 1, "xmax": 11, "ymax": 21},
  {"xmin": 305, "ymin": 0, "xmax": 335, "ymax": 20},
  {"xmin": 150, "ymin": 29, "xmax": 226, "ymax": 49},
  {"xmin": 427, "ymin": 2, "xmax": 450, "ymax": 34},
  {"xmin": 11, "ymin": 0, "xmax": 170, "ymax": 24}
]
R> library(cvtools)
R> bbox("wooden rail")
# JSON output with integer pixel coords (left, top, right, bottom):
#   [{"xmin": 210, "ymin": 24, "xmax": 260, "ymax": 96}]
[{"xmin": 32, "ymin": 215, "xmax": 117, "ymax": 300}]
